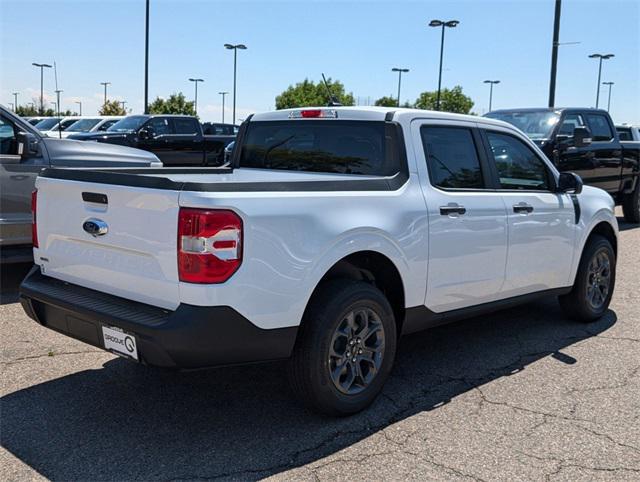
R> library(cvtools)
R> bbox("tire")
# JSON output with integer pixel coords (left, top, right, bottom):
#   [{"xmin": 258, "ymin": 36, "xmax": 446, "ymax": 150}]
[
  {"xmin": 622, "ymin": 181, "xmax": 640, "ymax": 224},
  {"xmin": 559, "ymin": 235, "xmax": 616, "ymax": 322},
  {"xmin": 287, "ymin": 279, "xmax": 397, "ymax": 416}
]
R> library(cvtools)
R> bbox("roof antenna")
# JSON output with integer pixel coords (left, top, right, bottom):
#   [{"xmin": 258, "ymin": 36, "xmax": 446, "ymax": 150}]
[{"xmin": 321, "ymin": 73, "xmax": 342, "ymax": 107}]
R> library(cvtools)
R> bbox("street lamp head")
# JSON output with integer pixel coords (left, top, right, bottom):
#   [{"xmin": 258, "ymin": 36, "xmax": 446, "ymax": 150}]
[
  {"xmin": 32, "ymin": 63, "xmax": 52, "ymax": 68},
  {"xmin": 602, "ymin": 81, "xmax": 615, "ymax": 85},
  {"xmin": 224, "ymin": 43, "xmax": 234, "ymax": 49},
  {"xmin": 444, "ymin": 20, "xmax": 460, "ymax": 27},
  {"xmin": 429, "ymin": 19, "xmax": 443, "ymax": 27},
  {"xmin": 589, "ymin": 53, "xmax": 615, "ymax": 59},
  {"xmin": 236, "ymin": 44, "xmax": 247, "ymax": 50},
  {"xmin": 484, "ymin": 80, "xmax": 500, "ymax": 84},
  {"xmin": 189, "ymin": 78, "xmax": 204, "ymax": 82},
  {"xmin": 392, "ymin": 67, "xmax": 410, "ymax": 73},
  {"xmin": 225, "ymin": 43, "xmax": 247, "ymax": 50},
  {"xmin": 218, "ymin": 91, "xmax": 229, "ymax": 95}
]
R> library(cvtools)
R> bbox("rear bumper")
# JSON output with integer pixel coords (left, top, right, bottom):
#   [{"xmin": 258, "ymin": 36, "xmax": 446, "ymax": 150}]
[{"xmin": 19, "ymin": 267, "xmax": 298, "ymax": 368}]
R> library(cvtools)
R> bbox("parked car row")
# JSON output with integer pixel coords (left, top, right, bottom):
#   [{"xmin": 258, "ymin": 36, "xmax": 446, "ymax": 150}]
[
  {"xmin": 20, "ymin": 106, "xmax": 624, "ymax": 415},
  {"xmin": 24, "ymin": 115, "xmax": 123, "ymax": 138}
]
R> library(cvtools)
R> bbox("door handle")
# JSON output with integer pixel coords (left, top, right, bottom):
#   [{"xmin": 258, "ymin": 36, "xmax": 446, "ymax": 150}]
[
  {"xmin": 10, "ymin": 175, "xmax": 29, "ymax": 181},
  {"xmin": 513, "ymin": 203, "xmax": 534, "ymax": 214},
  {"xmin": 440, "ymin": 204, "xmax": 466, "ymax": 216}
]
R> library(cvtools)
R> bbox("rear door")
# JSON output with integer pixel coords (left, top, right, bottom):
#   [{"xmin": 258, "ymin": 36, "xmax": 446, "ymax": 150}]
[
  {"xmin": 413, "ymin": 120, "xmax": 509, "ymax": 313},
  {"xmin": 583, "ymin": 112, "xmax": 624, "ymax": 194},
  {"xmin": 168, "ymin": 117, "xmax": 205, "ymax": 166},
  {"xmin": 481, "ymin": 128, "xmax": 576, "ymax": 296}
]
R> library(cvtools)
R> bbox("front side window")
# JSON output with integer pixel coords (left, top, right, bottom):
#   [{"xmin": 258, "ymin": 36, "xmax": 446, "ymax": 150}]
[
  {"xmin": 617, "ymin": 127, "xmax": 632, "ymax": 141},
  {"xmin": 108, "ymin": 116, "xmax": 148, "ymax": 132},
  {"xmin": 421, "ymin": 126, "xmax": 484, "ymax": 189},
  {"xmin": 98, "ymin": 119, "xmax": 118, "ymax": 131},
  {"xmin": 146, "ymin": 117, "xmax": 171, "ymax": 136},
  {"xmin": 239, "ymin": 120, "xmax": 401, "ymax": 176},
  {"xmin": 558, "ymin": 114, "xmax": 585, "ymax": 136},
  {"xmin": 0, "ymin": 115, "xmax": 17, "ymax": 155},
  {"xmin": 65, "ymin": 118, "xmax": 101, "ymax": 132},
  {"xmin": 486, "ymin": 132, "xmax": 551, "ymax": 190},
  {"xmin": 485, "ymin": 111, "xmax": 560, "ymax": 140},
  {"xmin": 585, "ymin": 114, "xmax": 614, "ymax": 141}
]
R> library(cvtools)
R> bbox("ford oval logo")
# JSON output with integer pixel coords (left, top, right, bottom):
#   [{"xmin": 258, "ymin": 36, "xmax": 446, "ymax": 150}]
[{"xmin": 83, "ymin": 218, "xmax": 108, "ymax": 237}]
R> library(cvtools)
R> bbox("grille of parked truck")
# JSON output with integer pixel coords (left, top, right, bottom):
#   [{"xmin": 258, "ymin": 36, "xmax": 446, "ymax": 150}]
[{"xmin": 20, "ymin": 107, "xmax": 619, "ymax": 415}]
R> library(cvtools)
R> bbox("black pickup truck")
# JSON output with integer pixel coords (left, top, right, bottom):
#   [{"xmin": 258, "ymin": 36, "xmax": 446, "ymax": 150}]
[
  {"xmin": 486, "ymin": 108, "xmax": 640, "ymax": 223},
  {"xmin": 68, "ymin": 115, "xmax": 235, "ymax": 167}
]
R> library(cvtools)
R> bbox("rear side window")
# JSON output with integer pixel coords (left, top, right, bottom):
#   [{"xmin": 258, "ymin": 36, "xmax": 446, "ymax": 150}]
[
  {"xmin": 238, "ymin": 121, "xmax": 402, "ymax": 176},
  {"xmin": 585, "ymin": 114, "xmax": 614, "ymax": 141},
  {"xmin": 173, "ymin": 117, "xmax": 199, "ymax": 135},
  {"xmin": 486, "ymin": 132, "xmax": 550, "ymax": 190},
  {"xmin": 421, "ymin": 126, "xmax": 484, "ymax": 189},
  {"xmin": 147, "ymin": 117, "xmax": 171, "ymax": 135}
]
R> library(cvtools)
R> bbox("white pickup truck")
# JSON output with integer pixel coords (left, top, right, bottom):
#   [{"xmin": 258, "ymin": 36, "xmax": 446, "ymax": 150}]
[{"xmin": 20, "ymin": 107, "xmax": 618, "ymax": 415}]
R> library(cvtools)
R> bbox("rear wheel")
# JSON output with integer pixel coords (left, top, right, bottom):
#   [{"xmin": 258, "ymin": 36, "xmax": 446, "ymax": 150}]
[
  {"xmin": 287, "ymin": 280, "xmax": 397, "ymax": 416},
  {"xmin": 622, "ymin": 181, "xmax": 640, "ymax": 223},
  {"xmin": 559, "ymin": 235, "xmax": 616, "ymax": 322}
]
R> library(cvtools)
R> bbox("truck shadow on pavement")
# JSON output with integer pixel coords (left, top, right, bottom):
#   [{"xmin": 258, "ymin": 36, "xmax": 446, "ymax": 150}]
[{"xmin": 1, "ymin": 299, "xmax": 616, "ymax": 481}]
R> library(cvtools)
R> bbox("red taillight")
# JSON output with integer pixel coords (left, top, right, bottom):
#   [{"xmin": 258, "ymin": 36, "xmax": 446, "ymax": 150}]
[
  {"xmin": 31, "ymin": 190, "xmax": 38, "ymax": 248},
  {"xmin": 178, "ymin": 208, "xmax": 243, "ymax": 284},
  {"xmin": 301, "ymin": 109, "xmax": 322, "ymax": 118}
]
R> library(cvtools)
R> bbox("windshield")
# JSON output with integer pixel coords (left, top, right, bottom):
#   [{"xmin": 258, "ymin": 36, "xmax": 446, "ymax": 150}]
[
  {"xmin": 485, "ymin": 111, "xmax": 560, "ymax": 140},
  {"xmin": 66, "ymin": 118, "xmax": 102, "ymax": 132},
  {"xmin": 35, "ymin": 118, "xmax": 61, "ymax": 130},
  {"xmin": 107, "ymin": 116, "xmax": 148, "ymax": 132},
  {"xmin": 239, "ymin": 120, "xmax": 402, "ymax": 176}
]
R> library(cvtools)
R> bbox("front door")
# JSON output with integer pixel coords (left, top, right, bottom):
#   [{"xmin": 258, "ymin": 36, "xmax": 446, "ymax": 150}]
[
  {"xmin": 138, "ymin": 117, "xmax": 174, "ymax": 163},
  {"xmin": 0, "ymin": 114, "xmax": 49, "ymax": 247},
  {"xmin": 483, "ymin": 128, "xmax": 576, "ymax": 296},
  {"xmin": 414, "ymin": 120, "xmax": 509, "ymax": 313}
]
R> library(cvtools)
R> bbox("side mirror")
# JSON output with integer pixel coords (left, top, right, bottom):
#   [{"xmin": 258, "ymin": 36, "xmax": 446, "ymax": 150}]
[
  {"xmin": 138, "ymin": 127, "xmax": 153, "ymax": 140},
  {"xmin": 573, "ymin": 126, "xmax": 592, "ymax": 148},
  {"xmin": 558, "ymin": 172, "xmax": 583, "ymax": 194},
  {"xmin": 16, "ymin": 131, "xmax": 39, "ymax": 159}
]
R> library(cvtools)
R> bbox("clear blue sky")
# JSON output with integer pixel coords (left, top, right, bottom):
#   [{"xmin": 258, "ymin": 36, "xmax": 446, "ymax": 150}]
[{"xmin": 1, "ymin": 0, "xmax": 638, "ymax": 123}]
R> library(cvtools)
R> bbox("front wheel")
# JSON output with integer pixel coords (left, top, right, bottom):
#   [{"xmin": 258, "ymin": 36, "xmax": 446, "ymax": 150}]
[
  {"xmin": 287, "ymin": 280, "xmax": 397, "ymax": 416},
  {"xmin": 559, "ymin": 235, "xmax": 616, "ymax": 322},
  {"xmin": 622, "ymin": 181, "xmax": 640, "ymax": 223}
]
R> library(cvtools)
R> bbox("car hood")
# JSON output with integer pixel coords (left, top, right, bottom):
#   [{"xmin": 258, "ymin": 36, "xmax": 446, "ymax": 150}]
[{"xmin": 41, "ymin": 137, "xmax": 162, "ymax": 167}]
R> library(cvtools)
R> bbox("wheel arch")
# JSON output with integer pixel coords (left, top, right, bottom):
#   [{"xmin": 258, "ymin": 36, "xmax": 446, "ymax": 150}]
[{"xmin": 300, "ymin": 250, "xmax": 407, "ymax": 337}]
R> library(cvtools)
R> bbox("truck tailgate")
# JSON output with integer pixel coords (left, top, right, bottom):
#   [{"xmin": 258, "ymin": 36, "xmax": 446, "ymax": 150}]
[{"xmin": 34, "ymin": 177, "xmax": 181, "ymax": 310}]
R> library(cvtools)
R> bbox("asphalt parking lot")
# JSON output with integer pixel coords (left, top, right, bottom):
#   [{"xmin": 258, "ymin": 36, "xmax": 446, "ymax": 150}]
[{"xmin": 1, "ymin": 210, "xmax": 638, "ymax": 481}]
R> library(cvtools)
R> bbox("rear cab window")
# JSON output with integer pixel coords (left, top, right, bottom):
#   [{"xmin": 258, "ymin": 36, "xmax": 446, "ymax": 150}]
[
  {"xmin": 173, "ymin": 117, "xmax": 200, "ymax": 135},
  {"xmin": 420, "ymin": 126, "xmax": 485, "ymax": 189},
  {"xmin": 238, "ymin": 120, "xmax": 403, "ymax": 176}
]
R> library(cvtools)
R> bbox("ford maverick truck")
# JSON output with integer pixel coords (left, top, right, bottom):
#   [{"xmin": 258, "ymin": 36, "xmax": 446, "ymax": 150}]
[{"xmin": 20, "ymin": 107, "xmax": 618, "ymax": 415}]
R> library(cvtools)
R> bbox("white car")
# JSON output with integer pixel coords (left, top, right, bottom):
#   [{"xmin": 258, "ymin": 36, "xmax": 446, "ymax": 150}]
[
  {"xmin": 60, "ymin": 116, "xmax": 124, "ymax": 138},
  {"xmin": 20, "ymin": 107, "xmax": 618, "ymax": 415},
  {"xmin": 37, "ymin": 116, "xmax": 80, "ymax": 138}
]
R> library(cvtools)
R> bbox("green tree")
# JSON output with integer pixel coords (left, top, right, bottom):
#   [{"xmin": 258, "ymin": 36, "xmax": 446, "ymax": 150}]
[
  {"xmin": 374, "ymin": 96, "xmax": 399, "ymax": 107},
  {"xmin": 16, "ymin": 105, "xmax": 39, "ymax": 116},
  {"xmin": 414, "ymin": 85, "xmax": 474, "ymax": 114},
  {"xmin": 148, "ymin": 92, "xmax": 195, "ymax": 115},
  {"xmin": 99, "ymin": 99, "xmax": 127, "ymax": 116},
  {"xmin": 275, "ymin": 78, "xmax": 354, "ymax": 109}
]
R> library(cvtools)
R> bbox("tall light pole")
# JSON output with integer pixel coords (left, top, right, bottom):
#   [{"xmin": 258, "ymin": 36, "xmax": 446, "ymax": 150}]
[
  {"xmin": 391, "ymin": 68, "xmax": 409, "ymax": 107},
  {"xmin": 12, "ymin": 92, "xmax": 19, "ymax": 111},
  {"xmin": 100, "ymin": 82, "xmax": 111, "ymax": 107},
  {"xmin": 224, "ymin": 43, "xmax": 247, "ymax": 125},
  {"xmin": 548, "ymin": 0, "xmax": 562, "ymax": 107},
  {"xmin": 120, "ymin": 100, "xmax": 127, "ymax": 112},
  {"xmin": 54, "ymin": 89, "xmax": 63, "ymax": 137},
  {"xmin": 8, "ymin": 103, "xmax": 14, "ymax": 111},
  {"xmin": 218, "ymin": 91, "xmax": 229, "ymax": 123},
  {"xmin": 32, "ymin": 62, "xmax": 52, "ymax": 114},
  {"xmin": 588, "ymin": 53, "xmax": 614, "ymax": 108},
  {"xmin": 144, "ymin": 0, "xmax": 150, "ymax": 114},
  {"xmin": 188, "ymin": 78, "xmax": 204, "ymax": 115},
  {"xmin": 75, "ymin": 101, "xmax": 82, "ymax": 115},
  {"xmin": 428, "ymin": 19, "xmax": 459, "ymax": 111},
  {"xmin": 483, "ymin": 80, "xmax": 500, "ymax": 112},
  {"xmin": 602, "ymin": 81, "xmax": 614, "ymax": 112}
]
